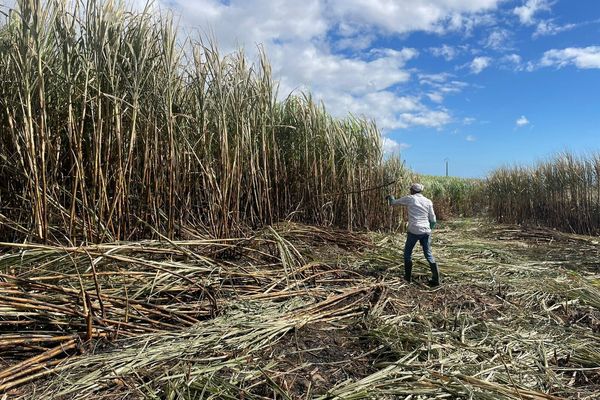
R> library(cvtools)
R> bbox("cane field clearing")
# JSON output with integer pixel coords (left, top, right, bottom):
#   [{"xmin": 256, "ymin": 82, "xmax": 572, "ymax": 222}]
[
  {"xmin": 1, "ymin": 1, "xmax": 600, "ymax": 399},
  {"xmin": 1, "ymin": 218, "xmax": 599, "ymax": 399}
]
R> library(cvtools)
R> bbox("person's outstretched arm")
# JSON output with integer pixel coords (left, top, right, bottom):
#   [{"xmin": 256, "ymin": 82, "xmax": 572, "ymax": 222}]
[{"xmin": 386, "ymin": 195, "xmax": 411, "ymax": 206}]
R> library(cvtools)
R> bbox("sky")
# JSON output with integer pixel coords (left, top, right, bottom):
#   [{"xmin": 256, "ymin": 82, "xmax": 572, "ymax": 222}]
[{"xmin": 3, "ymin": 0, "xmax": 599, "ymax": 177}]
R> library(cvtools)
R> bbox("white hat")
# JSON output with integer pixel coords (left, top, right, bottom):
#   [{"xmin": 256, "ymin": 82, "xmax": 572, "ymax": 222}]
[{"xmin": 410, "ymin": 183, "xmax": 424, "ymax": 193}]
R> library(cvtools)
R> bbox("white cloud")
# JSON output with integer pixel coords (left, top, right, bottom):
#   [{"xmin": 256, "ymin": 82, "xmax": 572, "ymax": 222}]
[
  {"xmin": 168, "ymin": 0, "xmax": 504, "ymax": 47},
  {"xmin": 272, "ymin": 46, "xmax": 417, "ymax": 98},
  {"xmin": 513, "ymin": 0, "xmax": 552, "ymax": 25},
  {"xmin": 382, "ymin": 137, "xmax": 410, "ymax": 154},
  {"xmin": 533, "ymin": 20, "xmax": 576, "ymax": 37},
  {"xmin": 335, "ymin": 34, "xmax": 376, "ymax": 51},
  {"xmin": 469, "ymin": 56, "xmax": 492, "ymax": 74},
  {"xmin": 419, "ymin": 73, "xmax": 468, "ymax": 93},
  {"xmin": 463, "ymin": 117, "xmax": 476, "ymax": 125},
  {"xmin": 327, "ymin": 0, "xmax": 502, "ymax": 35},
  {"xmin": 430, "ymin": 44, "xmax": 458, "ymax": 60},
  {"xmin": 419, "ymin": 73, "xmax": 469, "ymax": 104},
  {"xmin": 427, "ymin": 92, "xmax": 445, "ymax": 103},
  {"xmin": 440, "ymin": 80, "xmax": 469, "ymax": 93},
  {"xmin": 503, "ymin": 54, "xmax": 522, "ymax": 64},
  {"xmin": 516, "ymin": 115, "xmax": 530, "ymax": 127},
  {"xmin": 525, "ymin": 61, "xmax": 537, "ymax": 72},
  {"xmin": 318, "ymin": 90, "xmax": 453, "ymax": 131},
  {"xmin": 540, "ymin": 46, "xmax": 600, "ymax": 69},
  {"xmin": 172, "ymin": 0, "xmax": 329, "ymax": 51},
  {"xmin": 466, "ymin": 134, "xmax": 477, "ymax": 141},
  {"xmin": 500, "ymin": 53, "xmax": 525, "ymax": 71},
  {"xmin": 443, "ymin": 8, "xmax": 498, "ymax": 34},
  {"xmin": 483, "ymin": 28, "xmax": 512, "ymax": 50},
  {"xmin": 418, "ymin": 72, "xmax": 453, "ymax": 84},
  {"xmin": 158, "ymin": 0, "xmax": 492, "ymax": 132},
  {"xmin": 400, "ymin": 109, "xmax": 452, "ymax": 128},
  {"xmin": 0, "ymin": 0, "xmax": 16, "ymax": 11},
  {"xmin": 268, "ymin": 46, "xmax": 446, "ymax": 132}
]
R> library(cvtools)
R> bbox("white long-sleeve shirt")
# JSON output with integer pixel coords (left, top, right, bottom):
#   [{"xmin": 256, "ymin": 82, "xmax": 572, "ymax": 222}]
[{"xmin": 390, "ymin": 193, "xmax": 436, "ymax": 235}]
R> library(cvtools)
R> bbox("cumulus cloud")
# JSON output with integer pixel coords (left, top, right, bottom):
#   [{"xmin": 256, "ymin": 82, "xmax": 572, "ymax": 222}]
[
  {"xmin": 172, "ymin": 0, "xmax": 329, "ymax": 50},
  {"xmin": 166, "ymin": 0, "xmax": 503, "ymax": 49},
  {"xmin": 272, "ymin": 46, "xmax": 417, "ymax": 98},
  {"xmin": 400, "ymin": 109, "xmax": 452, "ymax": 128},
  {"xmin": 327, "ymin": 0, "xmax": 501, "ymax": 35},
  {"xmin": 319, "ymin": 90, "xmax": 453, "ymax": 131},
  {"xmin": 466, "ymin": 135, "xmax": 477, "ymax": 141},
  {"xmin": 382, "ymin": 137, "xmax": 410, "ymax": 154},
  {"xmin": 267, "ymin": 46, "xmax": 456, "ymax": 131},
  {"xmin": 469, "ymin": 56, "xmax": 492, "ymax": 74},
  {"xmin": 540, "ymin": 46, "xmax": 600, "ymax": 69},
  {"xmin": 516, "ymin": 115, "xmax": 530, "ymax": 127},
  {"xmin": 513, "ymin": 0, "xmax": 552, "ymax": 25},
  {"xmin": 154, "ymin": 0, "xmax": 500, "ymax": 132}
]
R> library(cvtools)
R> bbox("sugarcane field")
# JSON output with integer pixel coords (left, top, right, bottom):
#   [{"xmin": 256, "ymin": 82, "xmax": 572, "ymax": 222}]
[{"xmin": 1, "ymin": 1, "xmax": 599, "ymax": 399}]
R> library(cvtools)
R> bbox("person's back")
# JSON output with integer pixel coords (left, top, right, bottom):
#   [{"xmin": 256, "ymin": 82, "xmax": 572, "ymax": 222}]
[
  {"xmin": 386, "ymin": 183, "xmax": 440, "ymax": 286},
  {"xmin": 400, "ymin": 193, "xmax": 435, "ymax": 235}
]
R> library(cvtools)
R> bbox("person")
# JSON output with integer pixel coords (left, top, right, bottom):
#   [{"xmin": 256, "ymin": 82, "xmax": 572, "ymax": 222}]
[{"xmin": 386, "ymin": 183, "xmax": 440, "ymax": 286}]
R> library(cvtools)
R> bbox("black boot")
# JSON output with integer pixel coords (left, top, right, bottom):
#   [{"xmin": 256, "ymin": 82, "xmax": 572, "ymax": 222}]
[
  {"xmin": 428, "ymin": 263, "xmax": 440, "ymax": 287},
  {"xmin": 404, "ymin": 260, "xmax": 413, "ymax": 282}
]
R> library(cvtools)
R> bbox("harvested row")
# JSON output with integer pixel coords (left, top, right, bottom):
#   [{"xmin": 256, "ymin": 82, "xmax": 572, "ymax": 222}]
[
  {"xmin": 1, "ymin": 220, "xmax": 599, "ymax": 398},
  {"xmin": 0, "ymin": 223, "xmax": 373, "ymax": 392}
]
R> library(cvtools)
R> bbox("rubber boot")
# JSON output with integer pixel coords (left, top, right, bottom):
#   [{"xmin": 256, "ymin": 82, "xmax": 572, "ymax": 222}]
[
  {"xmin": 404, "ymin": 260, "xmax": 412, "ymax": 282},
  {"xmin": 428, "ymin": 263, "xmax": 440, "ymax": 287}
]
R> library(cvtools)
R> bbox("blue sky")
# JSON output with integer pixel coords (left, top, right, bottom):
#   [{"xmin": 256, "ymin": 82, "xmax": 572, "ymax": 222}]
[
  {"xmin": 4, "ymin": 0, "xmax": 599, "ymax": 177},
  {"xmin": 385, "ymin": 0, "xmax": 600, "ymax": 177}
]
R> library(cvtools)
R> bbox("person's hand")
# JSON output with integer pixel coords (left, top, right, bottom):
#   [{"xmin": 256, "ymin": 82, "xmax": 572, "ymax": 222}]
[{"xmin": 429, "ymin": 221, "xmax": 436, "ymax": 229}]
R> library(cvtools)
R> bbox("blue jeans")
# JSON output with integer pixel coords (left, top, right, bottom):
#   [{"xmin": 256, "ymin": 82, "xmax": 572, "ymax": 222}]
[{"xmin": 404, "ymin": 232, "xmax": 436, "ymax": 265}]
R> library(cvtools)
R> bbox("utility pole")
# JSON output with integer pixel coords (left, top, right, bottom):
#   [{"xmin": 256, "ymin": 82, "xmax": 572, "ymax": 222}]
[{"xmin": 444, "ymin": 158, "xmax": 449, "ymax": 177}]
